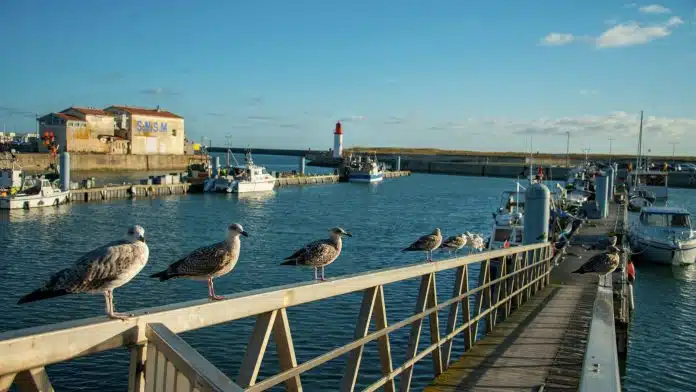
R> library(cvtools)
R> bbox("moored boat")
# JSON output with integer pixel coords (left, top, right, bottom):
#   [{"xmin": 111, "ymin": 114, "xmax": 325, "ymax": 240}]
[{"xmin": 629, "ymin": 206, "xmax": 696, "ymax": 265}]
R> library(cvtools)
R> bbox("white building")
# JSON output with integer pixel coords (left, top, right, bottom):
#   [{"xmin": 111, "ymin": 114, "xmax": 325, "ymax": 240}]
[{"xmin": 104, "ymin": 105, "xmax": 185, "ymax": 155}]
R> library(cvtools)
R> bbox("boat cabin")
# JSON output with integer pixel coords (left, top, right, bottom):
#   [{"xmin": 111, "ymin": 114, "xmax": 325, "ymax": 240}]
[
  {"xmin": 499, "ymin": 190, "xmax": 525, "ymax": 213},
  {"xmin": 639, "ymin": 206, "xmax": 691, "ymax": 229},
  {"xmin": 629, "ymin": 170, "xmax": 669, "ymax": 199}
]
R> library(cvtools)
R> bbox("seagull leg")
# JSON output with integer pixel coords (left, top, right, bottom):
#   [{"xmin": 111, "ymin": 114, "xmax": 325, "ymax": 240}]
[
  {"xmin": 208, "ymin": 278, "xmax": 224, "ymax": 301},
  {"xmin": 106, "ymin": 290, "xmax": 132, "ymax": 320},
  {"xmin": 314, "ymin": 267, "xmax": 318, "ymax": 280},
  {"xmin": 320, "ymin": 266, "xmax": 326, "ymax": 281}
]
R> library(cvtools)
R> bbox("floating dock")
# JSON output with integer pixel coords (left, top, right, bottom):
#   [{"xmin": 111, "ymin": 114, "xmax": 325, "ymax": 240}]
[{"xmin": 67, "ymin": 171, "xmax": 411, "ymax": 203}]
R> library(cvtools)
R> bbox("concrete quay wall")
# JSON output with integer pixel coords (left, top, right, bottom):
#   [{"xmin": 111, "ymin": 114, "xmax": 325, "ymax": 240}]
[{"xmin": 15, "ymin": 153, "xmax": 208, "ymax": 172}]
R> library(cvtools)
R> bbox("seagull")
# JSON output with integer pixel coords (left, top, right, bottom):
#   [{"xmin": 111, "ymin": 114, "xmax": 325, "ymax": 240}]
[
  {"xmin": 439, "ymin": 233, "xmax": 469, "ymax": 256},
  {"xmin": 572, "ymin": 245, "xmax": 623, "ymax": 276},
  {"xmin": 281, "ymin": 227, "xmax": 352, "ymax": 281},
  {"xmin": 17, "ymin": 225, "xmax": 149, "ymax": 320},
  {"xmin": 150, "ymin": 224, "xmax": 248, "ymax": 300},
  {"xmin": 466, "ymin": 233, "xmax": 485, "ymax": 253},
  {"xmin": 403, "ymin": 228, "xmax": 442, "ymax": 262}
]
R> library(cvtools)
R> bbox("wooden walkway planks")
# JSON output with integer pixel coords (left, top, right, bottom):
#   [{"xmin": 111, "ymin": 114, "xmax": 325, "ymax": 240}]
[{"xmin": 427, "ymin": 205, "xmax": 622, "ymax": 392}]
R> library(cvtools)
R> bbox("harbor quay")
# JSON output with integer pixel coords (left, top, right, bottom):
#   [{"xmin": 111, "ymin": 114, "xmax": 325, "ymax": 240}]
[{"xmin": 0, "ymin": 173, "xmax": 632, "ymax": 391}]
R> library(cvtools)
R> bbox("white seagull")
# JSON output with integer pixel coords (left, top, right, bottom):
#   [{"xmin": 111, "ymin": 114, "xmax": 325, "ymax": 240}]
[
  {"xmin": 18, "ymin": 225, "xmax": 149, "ymax": 320},
  {"xmin": 150, "ymin": 224, "xmax": 248, "ymax": 300}
]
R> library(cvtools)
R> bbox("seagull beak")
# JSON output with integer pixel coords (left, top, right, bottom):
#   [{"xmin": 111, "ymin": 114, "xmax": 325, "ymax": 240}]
[
  {"xmin": 241, "ymin": 231, "xmax": 249, "ymax": 237},
  {"xmin": 344, "ymin": 232, "xmax": 352, "ymax": 237}
]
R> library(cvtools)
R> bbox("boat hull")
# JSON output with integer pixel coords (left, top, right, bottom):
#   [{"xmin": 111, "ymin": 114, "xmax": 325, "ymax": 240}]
[
  {"xmin": 349, "ymin": 172, "xmax": 384, "ymax": 183},
  {"xmin": 235, "ymin": 180, "xmax": 276, "ymax": 193},
  {"xmin": 630, "ymin": 237, "xmax": 696, "ymax": 265},
  {"xmin": 0, "ymin": 191, "xmax": 71, "ymax": 210}
]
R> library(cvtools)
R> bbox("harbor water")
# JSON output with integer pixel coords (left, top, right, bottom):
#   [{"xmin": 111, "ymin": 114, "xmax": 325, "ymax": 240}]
[{"xmin": 0, "ymin": 155, "xmax": 694, "ymax": 391}]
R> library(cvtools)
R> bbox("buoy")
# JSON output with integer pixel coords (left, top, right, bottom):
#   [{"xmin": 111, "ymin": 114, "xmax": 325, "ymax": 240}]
[{"xmin": 627, "ymin": 260, "xmax": 636, "ymax": 283}]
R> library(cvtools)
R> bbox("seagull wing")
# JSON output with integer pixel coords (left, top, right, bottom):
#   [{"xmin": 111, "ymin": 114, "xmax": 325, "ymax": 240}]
[
  {"xmin": 158, "ymin": 242, "xmax": 228, "ymax": 278},
  {"xmin": 29, "ymin": 240, "xmax": 142, "ymax": 295},
  {"xmin": 404, "ymin": 234, "xmax": 438, "ymax": 251}
]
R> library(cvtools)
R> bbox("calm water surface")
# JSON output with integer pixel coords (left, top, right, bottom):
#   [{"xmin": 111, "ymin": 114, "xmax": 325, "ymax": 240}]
[{"xmin": 1, "ymin": 156, "xmax": 695, "ymax": 391}]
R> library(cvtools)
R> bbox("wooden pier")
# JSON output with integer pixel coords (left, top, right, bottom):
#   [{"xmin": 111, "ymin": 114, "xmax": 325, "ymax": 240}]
[{"xmin": 427, "ymin": 203, "xmax": 628, "ymax": 392}]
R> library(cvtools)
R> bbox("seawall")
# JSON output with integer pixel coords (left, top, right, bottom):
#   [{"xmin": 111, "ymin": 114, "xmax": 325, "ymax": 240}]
[{"xmin": 14, "ymin": 153, "xmax": 208, "ymax": 172}]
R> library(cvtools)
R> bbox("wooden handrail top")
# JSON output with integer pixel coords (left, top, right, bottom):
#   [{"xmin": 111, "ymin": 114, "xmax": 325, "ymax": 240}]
[{"xmin": 0, "ymin": 242, "xmax": 548, "ymax": 375}]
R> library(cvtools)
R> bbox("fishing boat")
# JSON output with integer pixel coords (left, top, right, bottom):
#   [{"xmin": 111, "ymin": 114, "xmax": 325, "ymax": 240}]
[
  {"xmin": 488, "ymin": 185, "xmax": 525, "ymax": 250},
  {"xmin": 629, "ymin": 206, "xmax": 696, "ymax": 265},
  {"xmin": 203, "ymin": 151, "xmax": 275, "ymax": 193},
  {"xmin": 0, "ymin": 176, "xmax": 70, "ymax": 210},
  {"xmin": 348, "ymin": 155, "xmax": 385, "ymax": 183}
]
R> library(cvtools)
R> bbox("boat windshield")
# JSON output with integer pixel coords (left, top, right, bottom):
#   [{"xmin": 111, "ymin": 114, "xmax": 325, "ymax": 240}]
[
  {"xmin": 500, "ymin": 191, "xmax": 525, "ymax": 210},
  {"xmin": 640, "ymin": 212, "xmax": 691, "ymax": 228},
  {"xmin": 637, "ymin": 174, "xmax": 666, "ymax": 186}
]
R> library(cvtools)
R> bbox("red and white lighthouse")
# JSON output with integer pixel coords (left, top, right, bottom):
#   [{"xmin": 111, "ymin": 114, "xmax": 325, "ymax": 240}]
[{"xmin": 333, "ymin": 121, "xmax": 343, "ymax": 158}]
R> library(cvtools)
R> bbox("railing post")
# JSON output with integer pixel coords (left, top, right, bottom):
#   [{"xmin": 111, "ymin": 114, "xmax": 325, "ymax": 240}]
[
  {"xmin": 341, "ymin": 287, "xmax": 379, "ymax": 392},
  {"xmin": 399, "ymin": 273, "xmax": 433, "ymax": 392},
  {"xmin": 443, "ymin": 266, "xmax": 466, "ymax": 368},
  {"xmin": 473, "ymin": 259, "xmax": 491, "ymax": 340},
  {"xmin": 13, "ymin": 368, "xmax": 54, "ymax": 392},
  {"xmin": 127, "ymin": 344, "xmax": 148, "ymax": 392},
  {"xmin": 461, "ymin": 266, "xmax": 473, "ymax": 352},
  {"xmin": 427, "ymin": 275, "xmax": 444, "ymax": 377}
]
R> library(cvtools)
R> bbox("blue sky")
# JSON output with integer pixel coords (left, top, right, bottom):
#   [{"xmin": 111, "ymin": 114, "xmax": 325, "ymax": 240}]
[{"xmin": 1, "ymin": 0, "xmax": 694, "ymax": 155}]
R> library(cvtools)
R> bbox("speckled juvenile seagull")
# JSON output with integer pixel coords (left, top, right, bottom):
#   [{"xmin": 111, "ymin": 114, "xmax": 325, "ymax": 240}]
[
  {"xmin": 439, "ymin": 233, "xmax": 469, "ymax": 256},
  {"xmin": 150, "ymin": 224, "xmax": 248, "ymax": 300},
  {"xmin": 403, "ymin": 228, "xmax": 442, "ymax": 262},
  {"xmin": 573, "ymin": 245, "xmax": 623, "ymax": 276},
  {"xmin": 281, "ymin": 227, "xmax": 352, "ymax": 281},
  {"xmin": 17, "ymin": 225, "xmax": 149, "ymax": 320},
  {"xmin": 466, "ymin": 232, "xmax": 485, "ymax": 253}
]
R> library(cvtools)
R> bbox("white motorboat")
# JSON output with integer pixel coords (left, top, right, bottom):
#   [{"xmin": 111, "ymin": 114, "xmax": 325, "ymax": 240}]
[
  {"xmin": 488, "ymin": 186, "xmax": 525, "ymax": 250},
  {"xmin": 204, "ymin": 151, "xmax": 275, "ymax": 193},
  {"xmin": 0, "ymin": 177, "xmax": 70, "ymax": 210},
  {"xmin": 629, "ymin": 206, "xmax": 696, "ymax": 265}
]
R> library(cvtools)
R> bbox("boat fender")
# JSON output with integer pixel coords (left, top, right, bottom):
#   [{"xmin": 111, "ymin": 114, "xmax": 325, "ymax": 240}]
[{"xmin": 627, "ymin": 260, "xmax": 636, "ymax": 283}]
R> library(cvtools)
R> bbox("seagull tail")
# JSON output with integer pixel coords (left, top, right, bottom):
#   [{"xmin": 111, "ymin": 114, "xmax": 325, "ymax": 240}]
[
  {"xmin": 17, "ymin": 288, "xmax": 69, "ymax": 305},
  {"xmin": 150, "ymin": 270, "xmax": 172, "ymax": 281},
  {"xmin": 280, "ymin": 259, "xmax": 297, "ymax": 266},
  {"xmin": 572, "ymin": 266, "xmax": 588, "ymax": 274}
]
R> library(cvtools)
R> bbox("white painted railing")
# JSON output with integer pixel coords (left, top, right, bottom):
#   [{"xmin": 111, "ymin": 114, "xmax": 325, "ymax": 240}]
[{"xmin": 0, "ymin": 243, "xmax": 552, "ymax": 392}]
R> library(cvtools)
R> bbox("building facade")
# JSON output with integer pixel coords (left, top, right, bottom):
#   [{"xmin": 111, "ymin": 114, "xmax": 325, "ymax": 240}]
[
  {"xmin": 37, "ymin": 105, "xmax": 184, "ymax": 155},
  {"xmin": 104, "ymin": 106, "xmax": 185, "ymax": 155}
]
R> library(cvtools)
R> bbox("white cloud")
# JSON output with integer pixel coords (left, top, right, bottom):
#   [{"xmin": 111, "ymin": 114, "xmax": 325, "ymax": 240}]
[
  {"xmin": 596, "ymin": 16, "xmax": 683, "ymax": 47},
  {"xmin": 540, "ymin": 33, "xmax": 575, "ymax": 46},
  {"xmin": 639, "ymin": 4, "xmax": 671, "ymax": 14},
  {"xmin": 579, "ymin": 89, "xmax": 599, "ymax": 95},
  {"xmin": 427, "ymin": 112, "xmax": 694, "ymax": 140},
  {"xmin": 541, "ymin": 15, "xmax": 684, "ymax": 49}
]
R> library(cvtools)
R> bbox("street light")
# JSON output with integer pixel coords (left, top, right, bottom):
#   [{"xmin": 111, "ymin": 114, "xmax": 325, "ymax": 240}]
[{"xmin": 669, "ymin": 141, "xmax": 678, "ymax": 167}]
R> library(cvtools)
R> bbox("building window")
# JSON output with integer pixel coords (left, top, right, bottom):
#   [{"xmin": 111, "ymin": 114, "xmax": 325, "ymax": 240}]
[{"xmin": 172, "ymin": 129, "xmax": 177, "ymax": 137}]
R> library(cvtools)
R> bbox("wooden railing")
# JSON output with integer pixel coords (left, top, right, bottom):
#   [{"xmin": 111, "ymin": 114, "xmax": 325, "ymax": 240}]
[{"xmin": 0, "ymin": 242, "xmax": 553, "ymax": 392}]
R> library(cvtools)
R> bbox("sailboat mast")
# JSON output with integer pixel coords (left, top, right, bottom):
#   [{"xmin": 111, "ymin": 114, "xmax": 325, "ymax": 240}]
[{"xmin": 634, "ymin": 110, "xmax": 644, "ymax": 186}]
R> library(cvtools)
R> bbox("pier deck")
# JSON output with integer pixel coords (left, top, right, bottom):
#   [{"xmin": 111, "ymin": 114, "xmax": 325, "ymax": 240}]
[{"xmin": 426, "ymin": 204, "xmax": 624, "ymax": 392}]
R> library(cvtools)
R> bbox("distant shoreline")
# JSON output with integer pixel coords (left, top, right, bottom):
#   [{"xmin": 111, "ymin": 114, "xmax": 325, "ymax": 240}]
[{"xmin": 345, "ymin": 147, "xmax": 694, "ymax": 161}]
